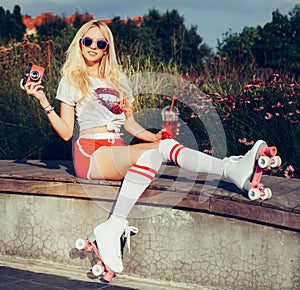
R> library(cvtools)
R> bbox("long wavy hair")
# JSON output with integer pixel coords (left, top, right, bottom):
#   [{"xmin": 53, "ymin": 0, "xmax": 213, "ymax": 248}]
[{"xmin": 61, "ymin": 19, "xmax": 132, "ymax": 114}]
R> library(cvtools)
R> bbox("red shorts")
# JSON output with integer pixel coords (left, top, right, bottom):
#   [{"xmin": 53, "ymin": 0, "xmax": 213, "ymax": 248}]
[{"xmin": 74, "ymin": 136, "xmax": 125, "ymax": 179}]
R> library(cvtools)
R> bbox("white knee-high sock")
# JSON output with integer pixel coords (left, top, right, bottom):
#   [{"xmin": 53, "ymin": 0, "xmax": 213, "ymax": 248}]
[
  {"xmin": 112, "ymin": 149, "xmax": 163, "ymax": 219},
  {"xmin": 159, "ymin": 139, "xmax": 224, "ymax": 175}
]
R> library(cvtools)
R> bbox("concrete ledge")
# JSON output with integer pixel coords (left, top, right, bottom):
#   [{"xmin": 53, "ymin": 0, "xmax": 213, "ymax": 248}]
[
  {"xmin": 0, "ymin": 160, "xmax": 299, "ymax": 231},
  {"xmin": 0, "ymin": 160, "xmax": 299, "ymax": 289}
]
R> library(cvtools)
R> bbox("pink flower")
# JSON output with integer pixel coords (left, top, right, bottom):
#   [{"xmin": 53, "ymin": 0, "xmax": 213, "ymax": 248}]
[
  {"xmin": 272, "ymin": 73, "xmax": 280, "ymax": 82},
  {"xmin": 243, "ymin": 84, "xmax": 258, "ymax": 92},
  {"xmin": 274, "ymin": 102, "xmax": 284, "ymax": 108},
  {"xmin": 284, "ymin": 165, "xmax": 295, "ymax": 178},
  {"xmin": 253, "ymin": 106, "xmax": 264, "ymax": 111},
  {"xmin": 225, "ymin": 94, "xmax": 235, "ymax": 110},
  {"xmin": 222, "ymin": 112, "xmax": 230, "ymax": 120},
  {"xmin": 238, "ymin": 138, "xmax": 255, "ymax": 145},
  {"xmin": 284, "ymin": 91, "xmax": 296, "ymax": 97},
  {"xmin": 244, "ymin": 78, "xmax": 263, "ymax": 92},
  {"xmin": 253, "ymin": 95, "xmax": 264, "ymax": 101},
  {"xmin": 203, "ymin": 148, "xmax": 215, "ymax": 155},
  {"xmin": 285, "ymin": 83, "xmax": 295, "ymax": 88},
  {"xmin": 265, "ymin": 112, "xmax": 273, "ymax": 120},
  {"xmin": 240, "ymin": 95, "xmax": 250, "ymax": 104}
]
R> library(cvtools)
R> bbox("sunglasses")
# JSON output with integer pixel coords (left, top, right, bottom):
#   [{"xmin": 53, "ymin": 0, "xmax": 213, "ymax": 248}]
[{"xmin": 80, "ymin": 37, "xmax": 108, "ymax": 50}]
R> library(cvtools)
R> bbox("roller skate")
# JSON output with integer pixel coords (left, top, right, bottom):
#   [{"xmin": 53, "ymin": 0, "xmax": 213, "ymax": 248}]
[
  {"xmin": 75, "ymin": 232, "xmax": 115, "ymax": 282},
  {"xmin": 75, "ymin": 215, "xmax": 138, "ymax": 283},
  {"xmin": 224, "ymin": 140, "xmax": 281, "ymax": 200}
]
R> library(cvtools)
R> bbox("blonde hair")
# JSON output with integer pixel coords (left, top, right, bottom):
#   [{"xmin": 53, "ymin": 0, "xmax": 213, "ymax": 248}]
[{"xmin": 61, "ymin": 19, "xmax": 133, "ymax": 114}]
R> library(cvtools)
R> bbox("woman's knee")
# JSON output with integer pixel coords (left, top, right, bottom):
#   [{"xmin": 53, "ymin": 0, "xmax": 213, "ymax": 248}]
[{"xmin": 135, "ymin": 149, "xmax": 163, "ymax": 171}]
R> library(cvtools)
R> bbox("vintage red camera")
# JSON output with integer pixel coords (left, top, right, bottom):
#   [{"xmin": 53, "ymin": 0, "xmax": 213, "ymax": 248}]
[{"xmin": 22, "ymin": 63, "xmax": 45, "ymax": 86}]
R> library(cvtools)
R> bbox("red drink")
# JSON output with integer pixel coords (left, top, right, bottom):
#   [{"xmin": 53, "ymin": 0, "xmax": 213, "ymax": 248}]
[
  {"xmin": 161, "ymin": 106, "xmax": 179, "ymax": 139},
  {"xmin": 162, "ymin": 120, "xmax": 178, "ymax": 139}
]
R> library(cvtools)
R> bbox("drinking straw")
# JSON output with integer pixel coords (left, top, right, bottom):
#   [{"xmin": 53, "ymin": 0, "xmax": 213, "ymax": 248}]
[{"xmin": 168, "ymin": 95, "xmax": 176, "ymax": 121}]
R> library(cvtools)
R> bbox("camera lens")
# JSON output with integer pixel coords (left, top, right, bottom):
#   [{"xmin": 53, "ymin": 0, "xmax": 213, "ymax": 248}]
[{"xmin": 30, "ymin": 70, "xmax": 40, "ymax": 81}]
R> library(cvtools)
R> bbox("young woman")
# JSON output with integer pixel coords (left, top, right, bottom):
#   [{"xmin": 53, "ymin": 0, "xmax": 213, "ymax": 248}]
[{"xmin": 21, "ymin": 19, "xmax": 269, "ymax": 275}]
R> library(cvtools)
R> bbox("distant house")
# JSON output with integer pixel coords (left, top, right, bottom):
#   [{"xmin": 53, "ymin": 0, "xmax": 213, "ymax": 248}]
[
  {"xmin": 22, "ymin": 12, "xmax": 143, "ymax": 36},
  {"xmin": 22, "ymin": 12, "xmax": 94, "ymax": 36}
]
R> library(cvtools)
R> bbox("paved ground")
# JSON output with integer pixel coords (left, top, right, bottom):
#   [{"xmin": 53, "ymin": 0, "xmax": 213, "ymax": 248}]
[
  {"xmin": 0, "ymin": 266, "xmax": 137, "ymax": 290},
  {"xmin": 0, "ymin": 259, "xmax": 206, "ymax": 290}
]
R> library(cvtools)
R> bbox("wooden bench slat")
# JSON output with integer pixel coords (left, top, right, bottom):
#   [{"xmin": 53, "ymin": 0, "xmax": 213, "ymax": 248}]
[{"xmin": 0, "ymin": 160, "xmax": 299, "ymax": 231}]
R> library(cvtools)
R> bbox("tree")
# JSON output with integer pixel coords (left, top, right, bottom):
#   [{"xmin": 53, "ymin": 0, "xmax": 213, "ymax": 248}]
[
  {"xmin": 286, "ymin": 4, "xmax": 300, "ymax": 73},
  {"xmin": 11, "ymin": 5, "xmax": 26, "ymax": 41},
  {"xmin": 217, "ymin": 4, "xmax": 300, "ymax": 75},
  {"xmin": 255, "ymin": 9, "xmax": 291, "ymax": 70},
  {"xmin": 0, "ymin": 5, "xmax": 26, "ymax": 43},
  {"xmin": 217, "ymin": 26, "xmax": 258, "ymax": 67},
  {"xmin": 36, "ymin": 16, "xmax": 68, "ymax": 41},
  {"xmin": 107, "ymin": 9, "xmax": 211, "ymax": 71},
  {"xmin": 153, "ymin": 9, "xmax": 211, "ymax": 69}
]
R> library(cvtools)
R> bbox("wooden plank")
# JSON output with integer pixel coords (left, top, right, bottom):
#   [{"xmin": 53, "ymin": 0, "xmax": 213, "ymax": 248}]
[
  {"xmin": 176, "ymin": 193, "xmax": 211, "ymax": 211},
  {"xmin": 0, "ymin": 178, "xmax": 69, "ymax": 196},
  {"xmin": 210, "ymin": 198, "xmax": 300, "ymax": 231},
  {"xmin": 0, "ymin": 178, "xmax": 122, "ymax": 200},
  {"xmin": 140, "ymin": 189, "xmax": 210, "ymax": 211},
  {"xmin": 77, "ymin": 178, "xmax": 121, "ymax": 187},
  {"xmin": 260, "ymin": 176, "xmax": 300, "ymax": 211},
  {"xmin": 0, "ymin": 160, "xmax": 75, "ymax": 182},
  {"xmin": 294, "ymin": 206, "xmax": 300, "ymax": 214},
  {"xmin": 1, "ymin": 160, "xmax": 300, "ymax": 231},
  {"xmin": 0, "ymin": 177, "xmax": 209, "ymax": 211},
  {"xmin": 208, "ymin": 179, "xmax": 241, "ymax": 199},
  {"xmin": 67, "ymin": 182, "xmax": 119, "ymax": 200}
]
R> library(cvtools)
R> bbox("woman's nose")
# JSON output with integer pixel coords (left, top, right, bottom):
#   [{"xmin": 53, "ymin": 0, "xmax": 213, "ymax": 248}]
[{"xmin": 90, "ymin": 41, "xmax": 98, "ymax": 48}]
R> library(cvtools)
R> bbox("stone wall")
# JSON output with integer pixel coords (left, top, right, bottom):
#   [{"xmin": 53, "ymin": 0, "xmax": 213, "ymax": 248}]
[{"xmin": 0, "ymin": 192, "xmax": 299, "ymax": 290}]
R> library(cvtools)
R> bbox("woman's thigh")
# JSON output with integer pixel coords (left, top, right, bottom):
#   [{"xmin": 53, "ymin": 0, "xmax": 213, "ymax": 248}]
[{"xmin": 90, "ymin": 142, "xmax": 160, "ymax": 180}]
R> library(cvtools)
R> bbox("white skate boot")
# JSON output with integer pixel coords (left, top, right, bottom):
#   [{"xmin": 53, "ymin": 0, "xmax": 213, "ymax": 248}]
[
  {"xmin": 93, "ymin": 215, "xmax": 127, "ymax": 273},
  {"xmin": 223, "ymin": 140, "xmax": 267, "ymax": 191}
]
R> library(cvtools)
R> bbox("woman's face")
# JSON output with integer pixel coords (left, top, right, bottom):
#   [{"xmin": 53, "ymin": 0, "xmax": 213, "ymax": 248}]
[{"xmin": 80, "ymin": 26, "xmax": 108, "ymax": 66}]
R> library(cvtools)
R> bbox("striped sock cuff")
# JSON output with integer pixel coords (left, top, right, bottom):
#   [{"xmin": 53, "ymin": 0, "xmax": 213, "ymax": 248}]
[
  {"xmin": 128, "ymin": 164, "xmax": 157, "ymax": 181},
  {"xmin": 169, "ymin": 144, "xmax": 185, "ymax": 165}
]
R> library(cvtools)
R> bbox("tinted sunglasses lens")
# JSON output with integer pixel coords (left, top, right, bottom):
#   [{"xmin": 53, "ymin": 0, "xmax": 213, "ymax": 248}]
[
  {"xmin": 97, "ymin": 40, "xmax": 107, "ymax": 50},
  {"xmin": 82, "ymin": 37, "xmax": 92, "ymax": 47}
]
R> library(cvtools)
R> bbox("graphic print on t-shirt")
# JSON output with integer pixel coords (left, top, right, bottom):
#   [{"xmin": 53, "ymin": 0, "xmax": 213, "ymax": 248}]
[{"xmin": 93, "ymin": 87, "xmax": 123, "ymax": 115}]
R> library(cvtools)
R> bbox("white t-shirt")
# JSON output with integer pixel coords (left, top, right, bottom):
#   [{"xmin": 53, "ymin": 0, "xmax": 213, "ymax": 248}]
[{"xmin": 55, "ymin": 76, "xmax": 133, "ymax": 133}]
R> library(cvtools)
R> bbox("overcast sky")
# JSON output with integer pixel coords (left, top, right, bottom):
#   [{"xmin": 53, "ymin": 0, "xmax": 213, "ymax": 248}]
[{"xmin": 1, "ymin": 0, "xmax": 299, "ymax": 49}]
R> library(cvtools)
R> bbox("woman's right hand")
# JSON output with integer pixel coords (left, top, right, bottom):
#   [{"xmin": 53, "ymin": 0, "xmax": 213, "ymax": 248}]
[{"xmin": 20, "ymin": 79, "xmax": 48, "ymax": 103}]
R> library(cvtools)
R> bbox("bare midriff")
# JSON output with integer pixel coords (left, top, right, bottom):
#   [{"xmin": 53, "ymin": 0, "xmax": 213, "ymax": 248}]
[{"xmin": 80, "ymin": 126, "xmax": 115, "ymax": 136}]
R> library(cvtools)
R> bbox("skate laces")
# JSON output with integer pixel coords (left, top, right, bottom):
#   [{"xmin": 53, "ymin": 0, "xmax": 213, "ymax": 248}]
[{"xmin": 123, "ymin": 225, "xmax": 139, "ymax": 253}]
